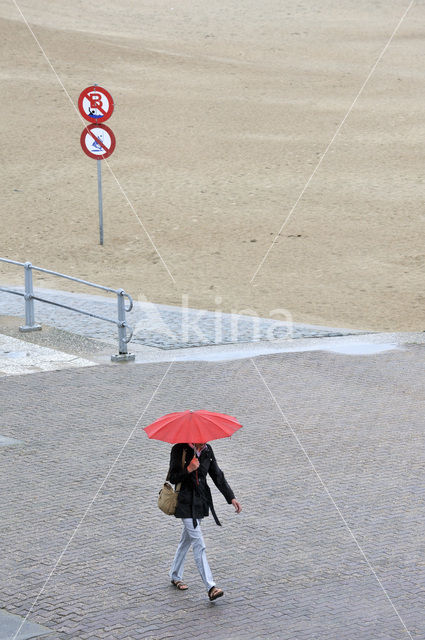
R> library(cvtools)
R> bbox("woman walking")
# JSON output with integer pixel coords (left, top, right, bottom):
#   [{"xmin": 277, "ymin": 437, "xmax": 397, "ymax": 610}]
[{"xmin": 168, "ymin": 441, "xmax": 242, "ymax": 601}]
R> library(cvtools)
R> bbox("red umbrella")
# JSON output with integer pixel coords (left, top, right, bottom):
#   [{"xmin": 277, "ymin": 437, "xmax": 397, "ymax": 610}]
[{"xmin": 143, "ymin": 409, "xmax": 242, "ymax": 444}]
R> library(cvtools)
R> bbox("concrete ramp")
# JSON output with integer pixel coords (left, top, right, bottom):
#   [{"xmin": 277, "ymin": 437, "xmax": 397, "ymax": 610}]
[{"xmin": 0, "ymin": 609, "xmax": 52, "ymax": 640}]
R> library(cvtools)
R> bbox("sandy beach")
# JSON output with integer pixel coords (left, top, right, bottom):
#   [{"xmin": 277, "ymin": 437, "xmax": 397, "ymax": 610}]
[{"xmin": 1, "ymin": 0, "xmax": 424, "ymax": 332}]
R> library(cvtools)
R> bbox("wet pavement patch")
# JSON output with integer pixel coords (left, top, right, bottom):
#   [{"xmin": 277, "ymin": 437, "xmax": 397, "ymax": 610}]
[
  {"xmin": 322, "ymin": 341, "xmax": 399, "ymax": 355},
  {"xmin": 1, "ymin": 352, "xmax": 29, "ymax": 358},
  {"xmin": 0, "ymin": 435, "xmax": 23, "ymax": 447},
  {"xmin": 0, "ymin": 609, "xmax": 53, "ymax": 639}
]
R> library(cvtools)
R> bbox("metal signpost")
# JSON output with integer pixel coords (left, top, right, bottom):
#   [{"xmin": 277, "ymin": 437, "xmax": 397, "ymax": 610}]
[{"xmin": 78, "ymin": 85, "xmax": 116, "ymax": 245}]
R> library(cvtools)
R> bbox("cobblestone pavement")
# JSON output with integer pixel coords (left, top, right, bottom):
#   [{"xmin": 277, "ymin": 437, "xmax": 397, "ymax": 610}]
[
  {"xmin": 0, "ymin": 287, "xmax": 366, "ymax": 349},
  {"xmin": 1, "ymin": 344, "xmax": 425, "ymax": 639}
]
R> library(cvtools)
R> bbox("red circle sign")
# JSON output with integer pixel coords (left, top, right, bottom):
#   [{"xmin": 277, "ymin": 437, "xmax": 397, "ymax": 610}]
[
  {"xmin": 80, "ymin": 124, "xmax": 116, "ymax": 160},
  {"xmin": 78, "ymin": 86, "xmax": 114, "ymax": 123}
]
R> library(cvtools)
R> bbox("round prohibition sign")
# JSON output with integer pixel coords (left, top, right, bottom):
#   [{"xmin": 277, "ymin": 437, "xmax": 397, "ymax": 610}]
[
  {"xmin": 80, "ymin": 123, "xmax": 116, "ymax": 160},
  {"xmin": 78, "ymin": 85, "xmax": 114, "ymax": 123}
]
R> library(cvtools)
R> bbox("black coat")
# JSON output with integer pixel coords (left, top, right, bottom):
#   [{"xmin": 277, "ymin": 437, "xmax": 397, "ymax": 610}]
[{"xmin": 168, "ymin": 443, "xmax": 235, "ymax": 528}]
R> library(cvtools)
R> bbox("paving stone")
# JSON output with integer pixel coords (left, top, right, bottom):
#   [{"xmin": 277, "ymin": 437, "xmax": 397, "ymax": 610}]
[{"xmin": 0, "ymin": 287, "xmax": 365, "ymax": 349}]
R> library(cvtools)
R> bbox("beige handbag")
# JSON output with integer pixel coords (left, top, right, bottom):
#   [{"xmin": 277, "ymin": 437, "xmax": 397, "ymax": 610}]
[{"xmin": 158, "ymin": 448, "xmax": 187, "ymax": 515}]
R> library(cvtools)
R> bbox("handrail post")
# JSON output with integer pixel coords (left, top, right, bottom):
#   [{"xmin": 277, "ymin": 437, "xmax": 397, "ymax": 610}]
[
  {"xmin": 19, "ymin": 262, "xmax": 42, "ymax": 333},
  {"xmin": 111, "ymin": 289, "xmax": 135, "ymax": 362}
]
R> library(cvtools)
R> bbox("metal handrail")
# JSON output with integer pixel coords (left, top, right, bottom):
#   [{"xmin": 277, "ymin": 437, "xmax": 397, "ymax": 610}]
[
  {"xmin": 0, "ymin": 258, "xmax": 135, "ymax": 361},
  {"xmin": 0, "ymin": 258, "xmax": 121, "ymax": 293}
]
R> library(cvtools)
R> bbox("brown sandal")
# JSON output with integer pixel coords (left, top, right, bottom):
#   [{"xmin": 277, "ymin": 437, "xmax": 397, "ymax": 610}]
[
  {"xmin": 208, "ymin": 586, "xmax": 224, "ymax": 601},
  {"xmin": 171, "ymin": 580, "xmax": 188, "ymax": 590}
]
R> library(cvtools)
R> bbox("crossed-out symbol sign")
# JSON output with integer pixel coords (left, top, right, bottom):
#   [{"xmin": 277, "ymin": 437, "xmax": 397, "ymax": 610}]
[
  {"xmin": 78, "ymin": 85, "xmax": 114, "ymax": 123},
  {"xmin": 80, "ymin": 123, "xmax": 116, "ymax": 160},
  {"xmin": 78, "ymin": 85, "xmax": 116, "ymax": 160},
  {"xmin": 78, "ymin": 85, "xmax": 116, "ymax": 246}
]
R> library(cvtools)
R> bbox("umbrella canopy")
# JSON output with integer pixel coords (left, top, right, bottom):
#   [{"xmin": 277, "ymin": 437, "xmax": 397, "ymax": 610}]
[{"xmin": 143, "ymin": 409, "xmax": 243, "ymax": 444}]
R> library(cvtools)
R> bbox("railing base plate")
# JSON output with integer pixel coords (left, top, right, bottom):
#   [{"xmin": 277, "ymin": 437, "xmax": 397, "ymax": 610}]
[
  {"xmin": 19, "ymin": 325, "xmax": 42, "ymax": 333},
  {"xmin": 111, "ymin": 353, "xmax": 136, "ymax": 362}
]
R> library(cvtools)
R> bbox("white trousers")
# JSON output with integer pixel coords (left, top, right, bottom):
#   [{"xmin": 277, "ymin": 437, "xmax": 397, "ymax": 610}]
[{"xmin": 169, "ymin": 518, "xmax": 215, "ymax": 591}]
